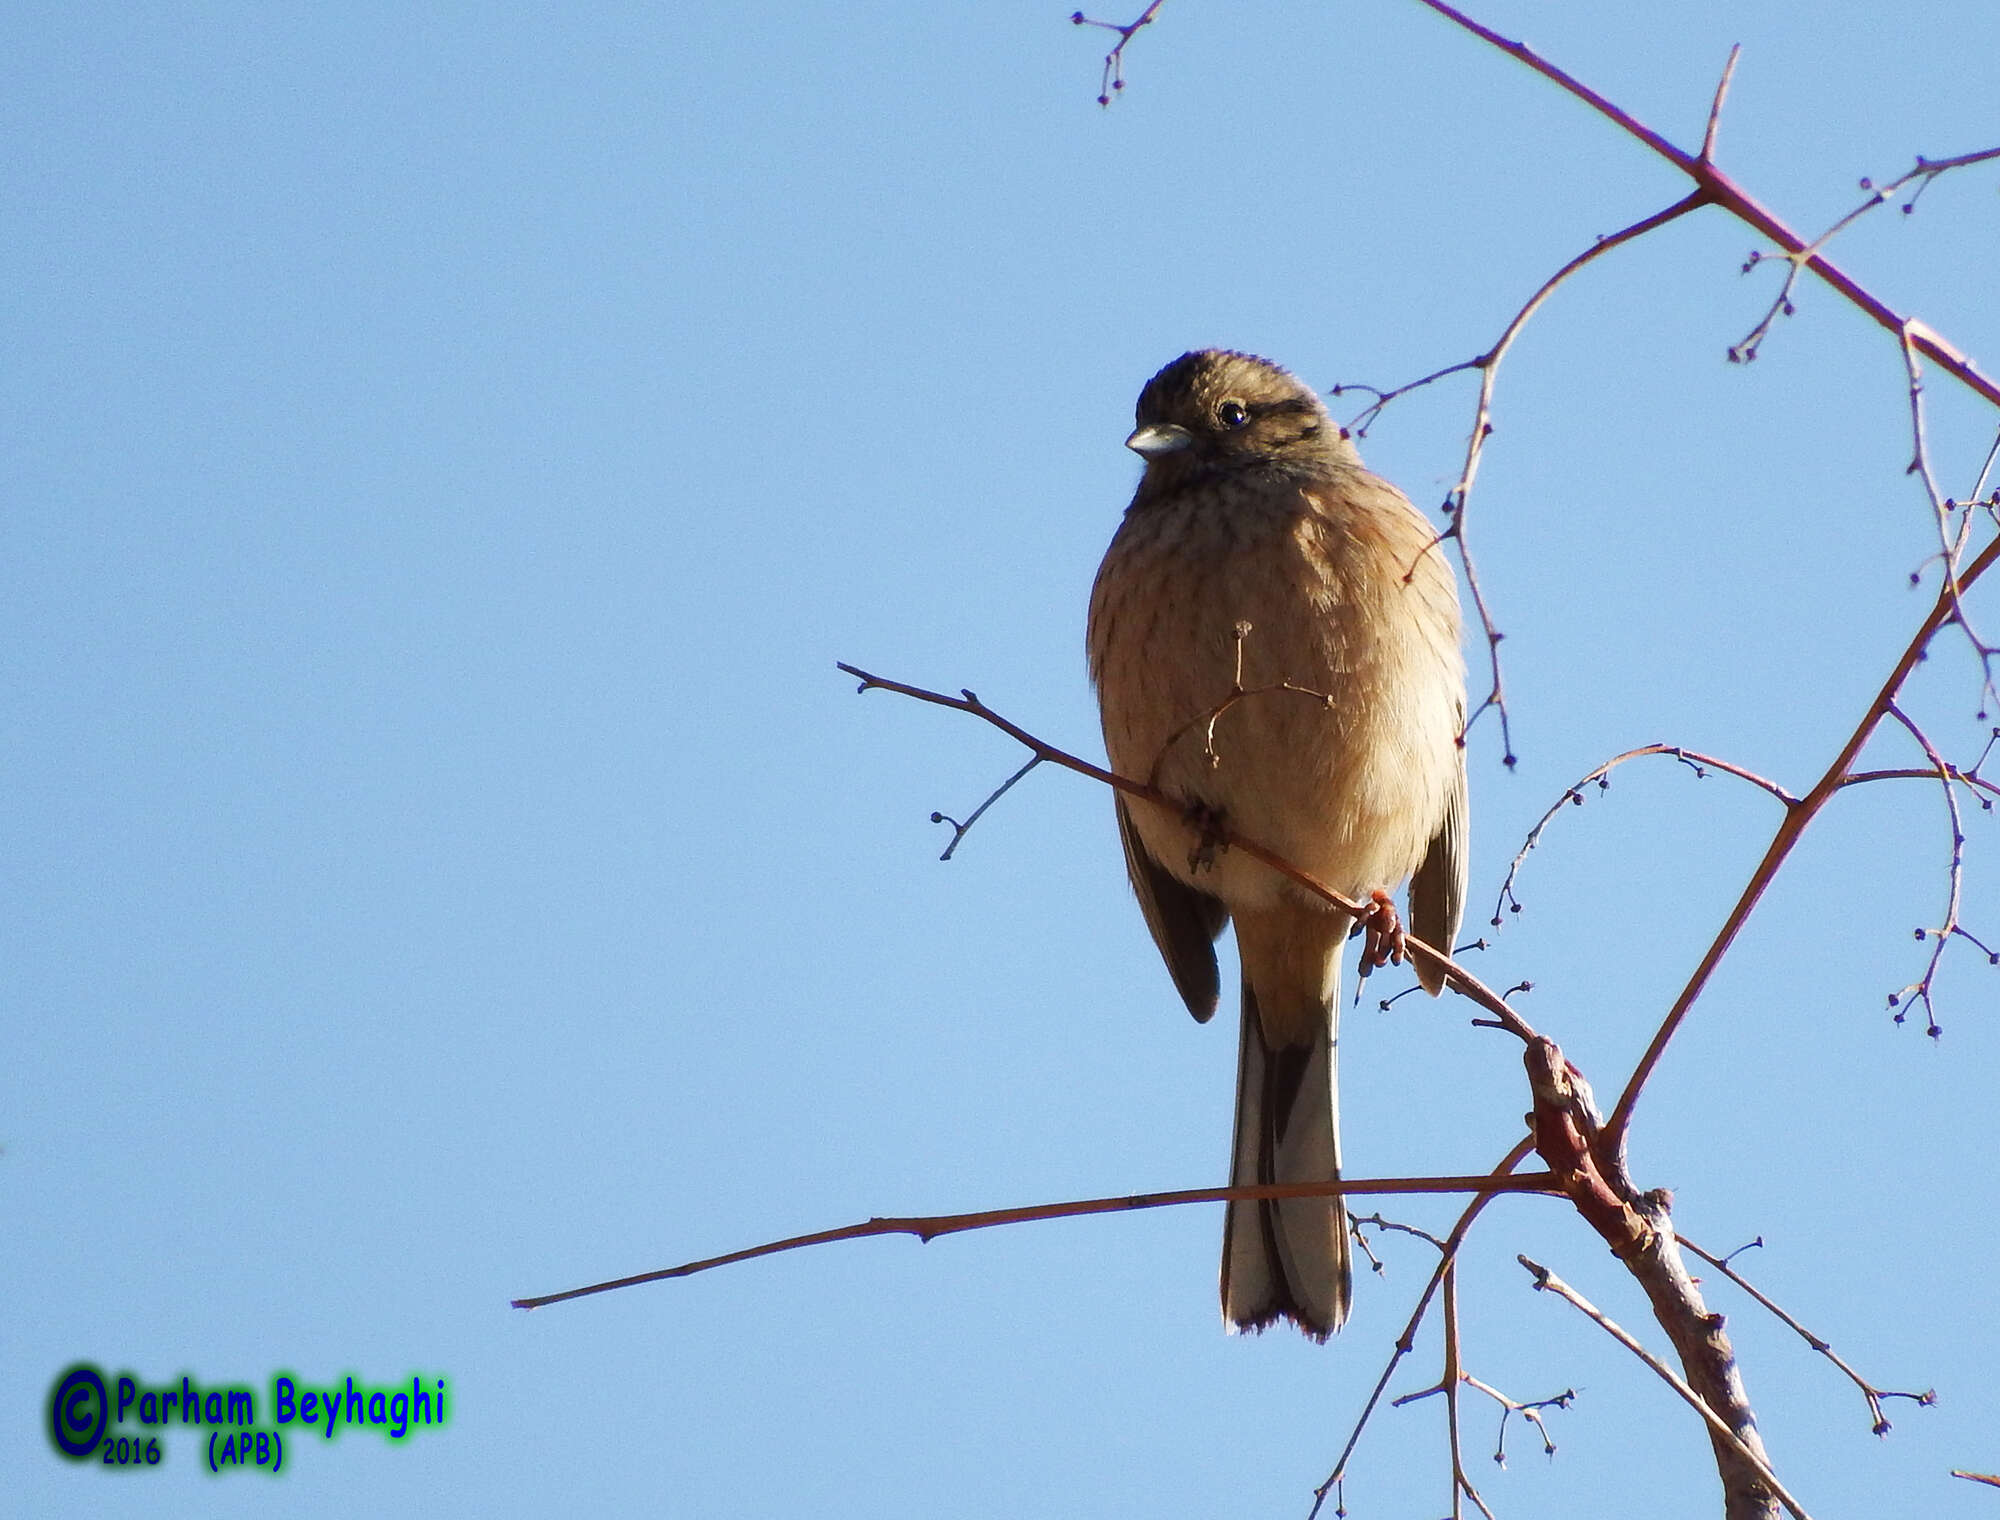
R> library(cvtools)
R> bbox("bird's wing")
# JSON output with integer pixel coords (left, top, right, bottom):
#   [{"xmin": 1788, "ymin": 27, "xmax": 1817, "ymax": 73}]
[
  {"xmin": 1408, "ymin": 740, "xmax": 1468, "ymax": 996},
  {"xmin": 1115, "ymin": 794, "xmax": 1227, "ymax": 1022}
]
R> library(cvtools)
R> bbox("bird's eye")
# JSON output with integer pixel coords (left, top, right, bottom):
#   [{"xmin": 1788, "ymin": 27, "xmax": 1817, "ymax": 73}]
[{"xmin": 1216, "ymin": 400, "xmax": 1250, "ymax": 429}]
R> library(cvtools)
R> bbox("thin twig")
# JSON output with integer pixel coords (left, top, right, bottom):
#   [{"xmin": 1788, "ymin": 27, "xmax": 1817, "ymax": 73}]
[
  {"xmin": 834, "ymin": 662, "xmax": 1541, "ymax": 1041},
  {"xmin": 1899, "ymin": 324, "xmax": 2000, "ymax": 710},
  {"xmin": 1882, "ymin": 702, "xmax": 1981, "ymax": 1037},
  {"xmin": 1840, "ymin": 762, "xmax": 2000, "ymax": 809},
  {"xmin": 1492, "ymin": 743, "xmax": 1797, "ymax": 927},
  {"xmin": 1332, "ymin": 358, "xmax": 1485, "ymax": 438},
  {"xmin": 1734, "ymin": 150, "xmax": 2000, "ymax": 364},
  {"xmin": 1461, "ymin": 1376, "xmax": 1572, "ymax": 1465},
  {"xmin": 1441, "ymin": 1264, "xmax": 1496, "ymax": 1520},
  {"xmin": 931, "ymin": 755, "xmax": 1041, "ymax": 859},
  {"xmin": 1678, "ymin": 1235, "xmax": 1936, "ymax": 1435},
  {"xmin": 1970, "ymin": 427, "xmax": 2000, "ymax": 520},
  {"xmin": 1071, "ymin": 2, "xmax": 1165, "ymax": 105},
  {"xmin": 511, "ymin": 1171, "xmax": 1559, "ymax": 1310},
  {"xmin": 1310, "ymin": 1139, "xmax": 1541, "ymax": 1520},
  {"xmin": 1146, "ymin": 621, "xmax": 1339, "ymax": 787},
  {"xmin": 1386, "ymin": 1267, "xmax": 1570, "ymax": 1508},
  {"xmin": 1701, "ymin": 45, "xmax": 1740, "ymax": 162},
  {"xmin": 1444, "ymin": 191, "xmax": 1712, "ymax": 766},
  {"xmin": 1352, "ymin": 1212, "xmax": 1448, "ymax": 1253}
]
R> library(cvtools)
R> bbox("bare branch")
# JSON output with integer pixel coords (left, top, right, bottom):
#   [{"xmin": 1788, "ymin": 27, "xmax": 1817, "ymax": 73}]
[
  {"xmin": 1492, "ymin": 745, "xmax": 1797, "ymax": 929},
  {"xmin": 833, "ymin": 662, "xmax": 1541, "ymax": 1041},
  {"xmin": 1460, "ymin": 1376, "xmax": 1573, "ymax": 1466},
  {"xmin": 1606, "ymin": 531, "xmax": 2000, "ymax": 1148},
  {"xmin": 1521, "ymin": 1257, "xmax": 1812, "ymax": 1520},
  {"xmin": 1332, "ymin": 357, "xmax": 1485, "ymax": 439},
  {"xmin": 1146, "ymin": 620, "xmax": 1342, "ymax": 787},
  {"xmin": 1312, "ymin": 1139, "xmax": 1542, "ymax": 1519},
  {"xmin": 1679, "ymin": 1235, "xmax": 1937, "ymax": 1435},
  {"xmin": 1445, "ymin": 192, "xmax": 1711, "ymax": 767},
  {"xmin": 1701, "ymin": 45, "xmax": 1741, "ymax": 162},
  {"xmin": 1406, "ymin": 0, "xmax": 2000, "ymax": 408},
  {"xmin": 1441, "ymin": 1266, "xmax": 1496, "ymax": 1520},
  {"xmin": 1899, "ymin": 325, "xmax": 2000, "ymax": 708},
  {"xmin": 1387, "ymin": 1268, "xmax": 1573, "ymax": 1512},
  {"xmin": 1881, "ymin": 702, "xmax": 1992, "ymax": 1037},
  {"xmin": 930, "ymin": 754, "xmax": 1041, "ymax": 859},
  {"xmin": 1734, "ymin": 150, "xmax": 2000, "ymax": 364},
  {"xmin": 511, "ymin": 1170, "xmax": 1559, "ymax": 1311},
  {"xmin": 1071, "ymin": 2, "xmax": 1165, "ymax": 106}
]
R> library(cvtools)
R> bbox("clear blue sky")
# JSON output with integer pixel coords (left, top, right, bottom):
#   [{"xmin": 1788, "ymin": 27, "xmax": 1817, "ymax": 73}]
[{"xmin": 8, "ymin": 3, "xmax": 1998, "ymax": 1515}]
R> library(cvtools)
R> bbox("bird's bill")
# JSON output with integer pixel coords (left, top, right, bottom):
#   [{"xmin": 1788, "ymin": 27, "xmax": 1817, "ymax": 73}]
[{"xmin": 1126, "ymin": 423, "xmax": 1194, "ymax": 458}]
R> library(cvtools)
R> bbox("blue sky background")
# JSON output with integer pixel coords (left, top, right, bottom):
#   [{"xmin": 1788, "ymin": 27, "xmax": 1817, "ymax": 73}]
[{"xmin": 7, "ymin": 2, "xmax": 1999, "ymax": 1515}]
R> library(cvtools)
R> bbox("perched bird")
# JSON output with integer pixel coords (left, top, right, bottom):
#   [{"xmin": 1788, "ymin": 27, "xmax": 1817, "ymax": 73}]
[{"xmin": 1087, "ymin": 349, "xmax": 1467, "ymax": 1340}]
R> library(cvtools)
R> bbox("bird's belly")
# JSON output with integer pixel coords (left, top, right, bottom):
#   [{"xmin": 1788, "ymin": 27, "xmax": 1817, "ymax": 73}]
[{"xmin": 1094, "ymin": 518, "xmax": 1458, "ymax": 912}]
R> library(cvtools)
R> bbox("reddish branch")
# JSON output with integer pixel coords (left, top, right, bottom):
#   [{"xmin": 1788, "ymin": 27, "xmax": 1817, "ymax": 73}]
[
  {"xmin": 1522, "ymin": 1033, "xmax": 1792, "ymax": 1517},
  {"xmin": 1407, "ymin": 0, "xmax": 2000, "ymax": 410},
  {"xmin": 1311, "ymin": 1139, "xmax": 1542, "ymax": 1520},
  {"xmin": 527, "ymin": 15, "xmax": 1996, "ymax": 1518},
  {"xmin": 1607, "ymin": 532, "xmax": 2000, "ymax": 1143},
  {"xmin": 817, "ymin": 670, "xmax": 1833, "ymax": 1520},
  {"xmin": 831, "ymin": 665, "xmax": 1541, "ymax": 1040},
  {"xmin": 512, "ymin": 1170, "xmax": 1557, "ymax": 1311}
]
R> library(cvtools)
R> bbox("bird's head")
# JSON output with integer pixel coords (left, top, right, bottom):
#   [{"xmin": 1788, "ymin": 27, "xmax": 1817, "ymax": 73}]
[{"xmin": 1126, "ymin": 349, "xmax": 1354, "ymax": 481}]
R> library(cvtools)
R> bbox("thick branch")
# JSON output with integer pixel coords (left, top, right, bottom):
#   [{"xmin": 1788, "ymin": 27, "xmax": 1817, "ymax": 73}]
[
  {"xmin": 1524, "ymin": 1033, "xmax": 1792, "ymax": 1519},
  {"xmin": 1522, "ymin": 1259, "xmax": 1807, "ymax": 1520}
]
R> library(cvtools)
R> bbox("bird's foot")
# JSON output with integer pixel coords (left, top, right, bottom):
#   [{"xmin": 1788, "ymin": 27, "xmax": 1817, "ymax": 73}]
[
  {"xmin": 1181, "ymin": 802, "xmax": 1228, "ymax": 873},
  {"xmin": 1355, "ymin": 890, "xmax": 1408, "ymax": 973}
]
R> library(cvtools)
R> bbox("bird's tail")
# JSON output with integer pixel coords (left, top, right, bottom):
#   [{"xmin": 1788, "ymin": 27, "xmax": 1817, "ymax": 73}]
[{"xmin": 1220, "ymin": 972, "xmax": 1349, "ymax": 1340}]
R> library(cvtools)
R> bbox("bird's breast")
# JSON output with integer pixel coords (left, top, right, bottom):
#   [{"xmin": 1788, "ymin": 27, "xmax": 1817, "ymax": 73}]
[{"xmin": 1087, "ymin": 474, "xmax": 1462, "ymax": 909}]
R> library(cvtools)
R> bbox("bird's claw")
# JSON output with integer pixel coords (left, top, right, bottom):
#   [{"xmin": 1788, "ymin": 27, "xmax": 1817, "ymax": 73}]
[
  {"xmin": 1355, "ymin": 889, "xmax": 1407, "ymax": 973},
  {"xmin": 1182, "ymin": 801, "xmax": 1228, "ymax": 873}
]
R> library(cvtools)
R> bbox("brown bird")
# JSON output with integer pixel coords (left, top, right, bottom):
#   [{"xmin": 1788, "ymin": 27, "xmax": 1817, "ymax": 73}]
[{"xmin": 1087, "ymin": 349, "xmax": 1466, "ymax": 1339}]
